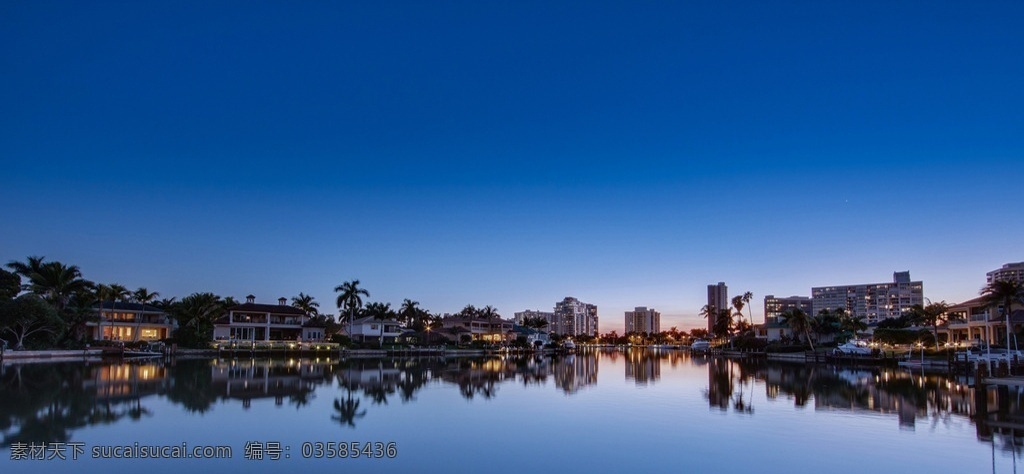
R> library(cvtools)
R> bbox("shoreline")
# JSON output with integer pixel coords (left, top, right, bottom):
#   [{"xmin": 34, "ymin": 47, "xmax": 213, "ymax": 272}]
[{"xmin": 0, "ymin": 347, "xmax": 564, "ymax": 364}]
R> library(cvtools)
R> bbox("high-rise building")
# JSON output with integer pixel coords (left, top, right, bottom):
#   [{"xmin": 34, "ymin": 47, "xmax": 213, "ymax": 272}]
[
  {"xmin": 553, "ymin": 297, "xmax": 598, "ymax": 336},
  {"xmin": 763, "ymin": 295, "xmax": 813, "ymax": 324},
  {"xmin": 513, "ymin": 310, "xmax": 556, "ymax": 327},
  {"xmin": 707, "ymin": 282, "xmax": 728, "ymax": 332},
  {"xmin": 761, "ymin": 295, "xmax": 814, "ymax": 341},
  {"xmin": 987, "ymin": 262, "xmax": 1024, "ymax": 284},
  {"xmin": 624, "ymin": 306, "xmax": 660, "ymax": 334},
  {"xmin": 811, "ymin": 271, "xmax": 923, "ymax": 325}
]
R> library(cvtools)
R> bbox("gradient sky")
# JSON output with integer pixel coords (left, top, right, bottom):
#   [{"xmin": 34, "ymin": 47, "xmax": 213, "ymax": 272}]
[{"xmin": 2, "ymin": 1, "xmax": 1022, "ymax": 332}]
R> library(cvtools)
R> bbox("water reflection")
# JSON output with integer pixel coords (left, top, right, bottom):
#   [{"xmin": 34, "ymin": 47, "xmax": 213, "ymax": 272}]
[
  {"xmin": 4, "ymin": 350, "xmax": 1024, "ymax": 458},
  {"xmin": 212, "ymin": 358, "xmax": 334, "ymax": 409},
  {"xmin": 704, "ymin": 356, "xmax": 1024, "ymax": 453},
  {"xmin": 0, "ymin": 361, "xmax": 182, "ymax": 446}
]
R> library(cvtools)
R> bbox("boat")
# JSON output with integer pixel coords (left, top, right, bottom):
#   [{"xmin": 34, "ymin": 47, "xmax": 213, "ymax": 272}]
[
  {"xmin": 833, "ymin": 339, "xmax": 872, "ymax": 356},
  {"xmin": 689, "ymin": 339, "xmax": 710, "ymax": 353},
  {"xmin": 897, "ymin": 344, "xmax": 950, "ymax": 370},
  {"xmin": 122, "ymin": 341, "xmax": 165, "ymax": 359},
  {"xmin": 122, "ymin": 350, "xmax": 163, "ymax": 359},
  {"xmin": 562, "ymin": 340, "xmax": 576, "ymax": 351}
]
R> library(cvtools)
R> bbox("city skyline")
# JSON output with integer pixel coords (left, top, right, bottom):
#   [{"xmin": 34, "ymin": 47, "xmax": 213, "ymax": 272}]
[{"xmin": 3, "ymin": 2, "xmax": 1022, "ymax": 333}]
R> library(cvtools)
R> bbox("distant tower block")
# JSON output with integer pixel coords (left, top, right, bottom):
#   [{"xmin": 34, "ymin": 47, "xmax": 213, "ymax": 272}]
[{"xmin": 707, "ymin": 282, "xmax": 728, "ymax": 333}]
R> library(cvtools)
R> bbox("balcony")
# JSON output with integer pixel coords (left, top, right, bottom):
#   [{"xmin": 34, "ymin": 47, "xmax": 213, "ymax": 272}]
[
  {"xmin": 100, "ymin": 314, "xmax": 170, "ymax": 325},
  {"xmin": 269, "ymin": 317, "xmax": 303, "ymax": 326}
]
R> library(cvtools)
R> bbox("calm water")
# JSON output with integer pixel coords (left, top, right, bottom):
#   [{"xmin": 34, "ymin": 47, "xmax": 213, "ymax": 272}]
[{"xmin": 1, "ymin": 349, "xmax": 1022, "ymax": 473}]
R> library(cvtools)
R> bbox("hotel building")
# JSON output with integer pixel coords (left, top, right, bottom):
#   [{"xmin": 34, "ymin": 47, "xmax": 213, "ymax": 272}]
[
  {"xmin": 760, "ymin": 295, "xmax": 813, "ymax": 341},
  {"xmin": 987, "ymin": 262, "xmax": 1024, "ymax": 284},
  {"xmin": 513, "ymin": 310, "xmax": 556, "ymax": 327},
  {"xmin": 707, "ymin": 282, "xmax": 728, "ymax": 333},
  {"xmin": 624, "ymin": 306, "xmax": 660, "ymax": 334},
  {"xmin": 553, "ymin": 297, "xmax": 598, "ymax": 337},
  {"xmin": 811, "ymin": 271, "xmax": 923, "ymax": 325}
]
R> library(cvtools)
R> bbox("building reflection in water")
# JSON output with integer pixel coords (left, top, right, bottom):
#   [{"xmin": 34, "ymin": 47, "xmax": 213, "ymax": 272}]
[
  {"xmin": 625, "ymin": 348, "xmax": 660, "ymax": 386},
  {"xmin": 705, "ymin": 357, "xmax": 1024, "ymax": 454},
  {"xmin": 1, "ymin": 360, "xmax": 176, "ymax": 446},
  {"xmin": 211, "ymin": 358, "xmax": 336, "ymax": 409},
  {"xmin": 6, "ymin": 351, "xmax": 1024, "ymax": 456},
  {"xmin": 553, "ymin": 354, "xmax": 598, "ymax": 394}
]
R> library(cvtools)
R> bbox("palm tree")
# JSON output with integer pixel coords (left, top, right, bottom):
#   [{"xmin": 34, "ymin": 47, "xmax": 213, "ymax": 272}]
[
  {"xmin": 94, "ymin": 284, "xmax": 113, "ymax": 340},
  {"xmin": 732, "ymin": 295, "xmax": 746, "ymax": 329},
  {"xmin": 27, "ymin": 262, "xmax": 90, "ymax": 314},
  {"xmin": 155, "ymin": 297, "xmax": 177, "ymax": 310},
  {"xmin": 741, "ymin": 291, "xmax": 753, "ymax": 325},
  {"xmin": 334, "ymin": 280, "xmax": 369, "ymax": 341},
  {"xmin": 813, "ymin": 309, "xmax": 841, "ymax": 343},
  {"xmin": 714, "ymin": 309, "xmax": 733, "ymax": 342},
  {"xmin": 459, "ymin": 304, "xmax": 480, "ymax": 319},
  {"xmin": 780, "ymin": 308, "xmax": 814, "ymax": 351},
  {"xmin": 700, "ymin": 304, "xmax": 717, "ymax": 335},
  {"xmin": 522, "ymin": 316, "xmax": 549, "ymax": 330},
  {"xmin": 363, "ymin": 302, "xmax": 394, "ymax": 347},
  {"xmin": 170, "ymin": 292, "xmax": 225, "ymax": 346},
  {"xmin": 399, "ymin": 298, "xmax": 420, "ymax": 329},
  {"xmin": 131, "ymin": 287, "xmax": 160, "ymax": 342},
  {"xmin": 732, "ymin": 293, "xmax": 753, "ymax": 335},
  {"xmin": 481, "ymin": 305, "xmax": 500, "ymax": 344},
  {"xmin": 291, "ymin": 293, "xmax": 320, "ymax": 318},
  {"xmin": 981, "ymin": 279, "xmax": 1024, "ymax": 358},
  {"xmin": 6, "ymin": 255, "xmax": 46, "ymax": 291},
  {"xmin": 925, "ymin": 300, "xmax": 946, "ymax": 348},
  {"xmin": 839, "ymin": 310, "xmax": 867, "ymax": 340},
  {"xmin": 104, "ymin": 284, "xmax": 129, "ymax": 340},
  {"xmin": 61, "ymin": 291, "xmax": 99, "ymax": 345},
  {"xmin": 332, "ymin": 391, "xmax": 366, "ymax": 428}
]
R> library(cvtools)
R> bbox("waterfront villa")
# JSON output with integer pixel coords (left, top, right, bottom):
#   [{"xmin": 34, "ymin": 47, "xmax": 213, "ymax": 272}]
[
  {"xmin": 441, "ymin": 315, "xmax": 514, "ymax": 343},
  {"xmin": 348, "ymin": 316, "xmax": 404, "ymax": 344},
  {"xmin": 213, "ymin": 295, "xmax": 314, "ymax": 342},
  {"xmin": 938, "ymin": 262, "xmax": 1024, "ymax": 347},
  {"xmin": 512, "ymin": 325, "xmax": 550, "ymax": 347},
  {"xmin": 940, "ymin": 296, "xmax": 1024, "ymax": 347},
  {"xmin": 87, "ymin": 301, "xmax": 175, "ymax": 342}
]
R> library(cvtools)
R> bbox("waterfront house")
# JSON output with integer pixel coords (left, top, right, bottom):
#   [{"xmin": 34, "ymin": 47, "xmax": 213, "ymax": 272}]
[
  {"xmin": 87, "ymin": 301, "xmax": 174, "ymax": 342},
  {"xmin": 758, "ymin": 320, "xmax": 793, "ymax": 342},
  {"xmin": 348, "ymin": 316, "xmax": 404, "ymax": 344},
  {"xmin": 213, "ymin": 295, "xmax": 310, "ymax": 342},
  {"xmin": 940, "ymin": 296, "xmax": 1024, "ymax": 347},
  {"xmin": 441, "ymin": 315, "xmax": 514, "ymax": 343},
  {"xmin": 512, "ymin": 325, "xmax": 550, "ymax": 346},
  {"xmin": 430, "ymin": 326, "xmax": 471, "ymax": 343}
]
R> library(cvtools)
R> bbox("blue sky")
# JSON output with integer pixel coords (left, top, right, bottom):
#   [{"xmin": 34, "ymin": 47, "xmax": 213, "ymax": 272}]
[{"xmin": 2, "ymin": 1, "xmax": 1022, "ymax": 331}]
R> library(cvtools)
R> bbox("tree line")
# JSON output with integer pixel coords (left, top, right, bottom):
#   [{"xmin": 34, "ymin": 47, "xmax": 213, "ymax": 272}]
[{"xmin": 0, "ymin": 256, "xmax": 527, "ymax": 349}]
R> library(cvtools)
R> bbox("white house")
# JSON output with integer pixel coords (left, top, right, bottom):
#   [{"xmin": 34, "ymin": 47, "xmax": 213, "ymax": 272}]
[
  {"xmin": 213, "ymin": 295, "xmax": 310, "ymax": 341},
  {"xmin": 348, "ymin": 316, "xmax": 404, "ymax": 344}
]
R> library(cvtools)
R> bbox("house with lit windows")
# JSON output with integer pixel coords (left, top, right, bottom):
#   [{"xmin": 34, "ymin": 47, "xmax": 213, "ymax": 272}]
[
  {"xmin": 348, "ymin": 316, "xmax": 405, "ymax": 344},
  {"xmin": 87, "ymin": 301, "xmax": 175, "ymax": 342},
  {"xmin": 440, "ymin": 315, "xmax": 514, "ymax": 342},
  {"xmin": 212, "ymin": 295, "xmax": 315, "ymax": 341}
]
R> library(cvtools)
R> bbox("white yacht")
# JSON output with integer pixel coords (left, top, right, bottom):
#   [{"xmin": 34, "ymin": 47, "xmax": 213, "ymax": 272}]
[
  {"xmin": 689, "ymin": 339, "xmax": 710, "ymax": 353},
  {"xmin": 833, "ymin": 339, "xmax": 872, "ymax": 356}
]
